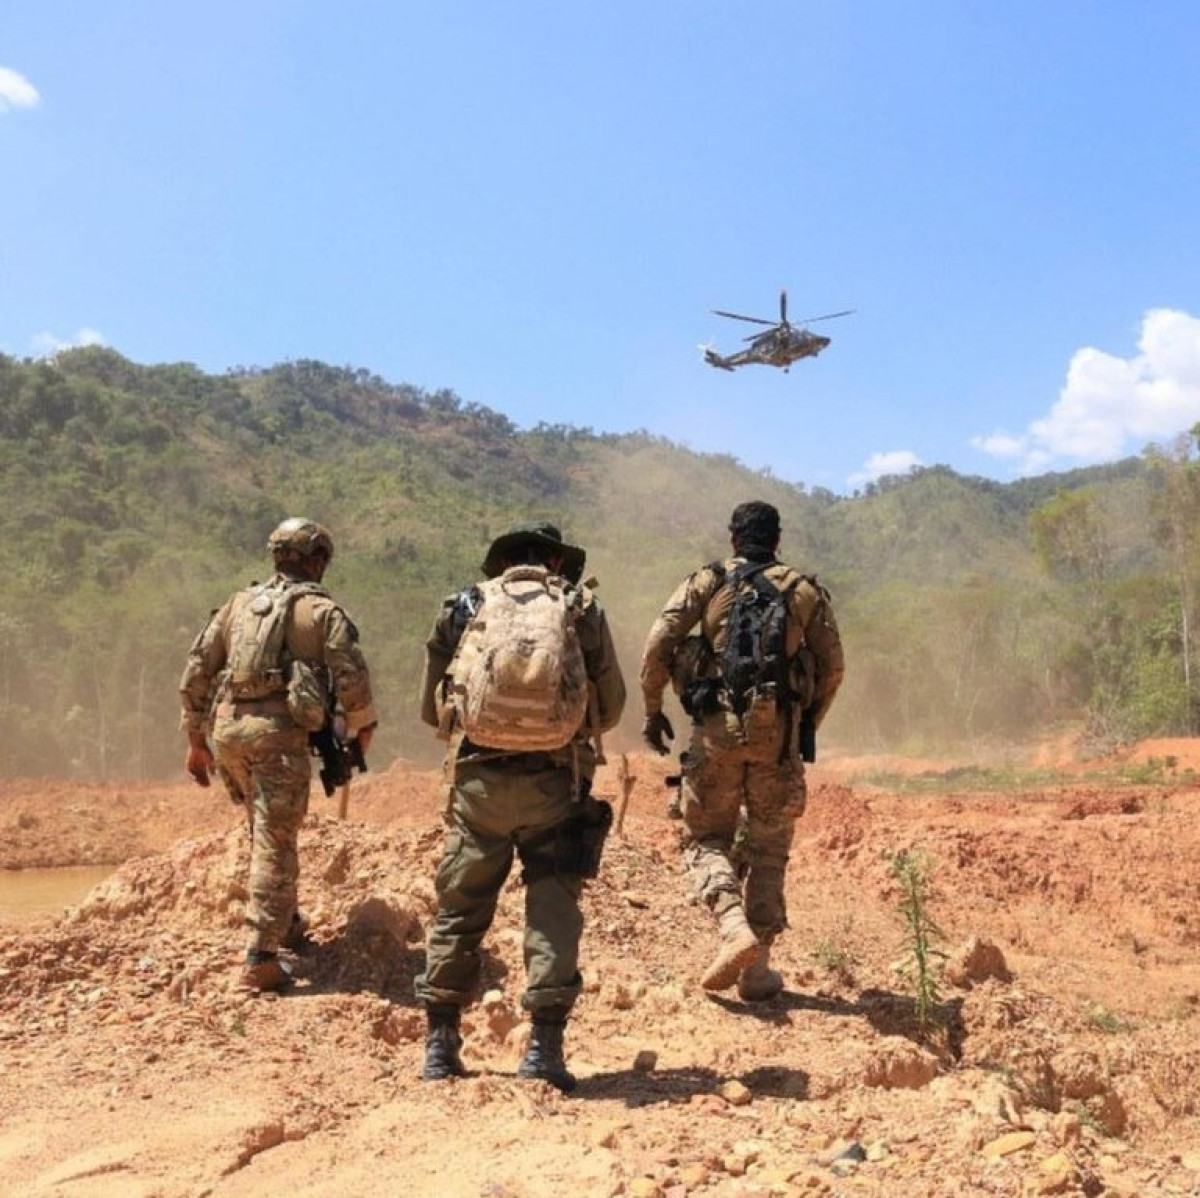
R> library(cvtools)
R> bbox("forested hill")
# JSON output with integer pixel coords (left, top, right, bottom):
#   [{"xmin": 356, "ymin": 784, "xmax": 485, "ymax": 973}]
[{"xmin": 0, "ymin": 346, "xmax": 1191, "ymax": 779}]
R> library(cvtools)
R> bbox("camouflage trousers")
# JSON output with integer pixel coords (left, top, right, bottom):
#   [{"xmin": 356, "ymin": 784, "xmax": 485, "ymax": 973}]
[
  {"xmin": 416, "ymin": 756, "xmax": 584, "ymax": 1014},
  {"xmin": 679, "ymin": 696, "xmax": 807, "ymax": 943},
  {"xmin": 213, "ymin": 712, "xmax": 311, "ymax": 955}
]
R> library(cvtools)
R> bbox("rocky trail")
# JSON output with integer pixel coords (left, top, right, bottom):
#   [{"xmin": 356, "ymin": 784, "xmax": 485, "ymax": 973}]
[{"xmin": 2, "ymin": 744, "xmax": 1199, "ymax": 1197}]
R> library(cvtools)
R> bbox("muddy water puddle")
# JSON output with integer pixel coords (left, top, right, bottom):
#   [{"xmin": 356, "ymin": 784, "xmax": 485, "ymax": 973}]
[{"xmin": 0, "ymin": 866, "xmax": 115, "ymax": 923}]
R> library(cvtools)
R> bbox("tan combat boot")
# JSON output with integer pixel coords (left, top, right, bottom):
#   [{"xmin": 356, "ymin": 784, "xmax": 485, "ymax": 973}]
[
  {"xmin": 701, "ymin": 905, "xmax": 760, "ymax": 991},
  {"xmin": 737, "ymin": 944, "xmax": 783, "ymax": 1001},
  {"xmin": 239, "ymin": 953, "xmax": 292, "ymax": 993}
]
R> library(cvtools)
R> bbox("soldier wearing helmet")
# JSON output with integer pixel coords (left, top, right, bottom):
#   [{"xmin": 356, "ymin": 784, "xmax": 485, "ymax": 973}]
[
  {"xmin": 267, "ymin": 517, "xmax": 335, "ymax": 567},
  {"xmin": 180, "ymin": 517, "xmax": 377, "ymax": 992}
]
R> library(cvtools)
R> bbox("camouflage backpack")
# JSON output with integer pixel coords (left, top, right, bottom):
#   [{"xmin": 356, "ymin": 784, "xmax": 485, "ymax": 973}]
[
  {"xmin": 223, "ymin": 579, "xmax": 330, "ymax": 727},
  {"xmin": 447, "ymin": 565, "xmax": 588, "ymax": 751},
  {"xmin": 718, "ymin": 561, "xmax": 798, "ymax": 716}
]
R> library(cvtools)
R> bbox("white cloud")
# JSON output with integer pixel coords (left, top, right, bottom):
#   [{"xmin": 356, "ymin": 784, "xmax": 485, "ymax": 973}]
[
  {"xmin": 847, "ymin": 449, "xmax": 923, "ymax": 487},
  {"xmin": 0, "ymin": 67, "xmax": 40, "ymax": 114},
  {"xmin": 32, "ymin": 328, "xmax": 107, "ymax": 356},
  {"xmin": 972, "ymin": 309, "xmax": 1200, "ymax": 474}
]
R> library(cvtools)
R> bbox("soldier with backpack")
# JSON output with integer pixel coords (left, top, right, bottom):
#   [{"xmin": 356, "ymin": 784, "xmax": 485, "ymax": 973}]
[
  {"xmin": 416, "ymin": 522, "xmax": 626, "ymax": 1092},
  {"xmin": 640, "ymin": 501, "xmax": 844, "ymax": 1000},
  {"xmin": 179, "ymin": 518, "xmax": 377, "ymax": 993}
]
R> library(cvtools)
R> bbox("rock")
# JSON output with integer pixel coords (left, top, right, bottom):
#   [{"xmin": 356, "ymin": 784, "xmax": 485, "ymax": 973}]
[
  {"xmin": 627, "ymin": 1178, "xmax": 661, "ymax": 1198},
  {"xmin": 980, "ymin": 1130, "xmax": 1036, "ymax": 1158},
  {"xmin": 722, "ymin": 1152, "xmax": 748, "ymax": 1176},
  {"xmin": 1034, "ymin": 1152, "xmax": 1076, "ymax": 1194},
  {"xmin": 677, "ymin": 1163, "xmax": 709, "ymax": 1188},
  {"xmin": 718, "ymin": 1079, "xmax": 753, "ymax": 1106},
  {"xmin": 818, "ymin": 1139, "xmax": 866, "ymax": 1166},
  {"xmin": 592, "ymin": 1122, "xmax": 626, "ymax": 1149},
  {"xmin": 945, "ymin": 935, "xmax": 1011, "ymax": 987},
  {"xmin": 758, "ymin": 1167, "xmax": 796, "ymax": 1187},
  {"xmin": 862, "ymin": 1042, "xmax": 939, "ymax": 1089},
  {"xmin": 632, "ymin": 1049, "xmax": 658, "ymax": 1073},
  {"xmin": 730, "ymin": 1140, "xmax": 764, "ymax": 1164}
]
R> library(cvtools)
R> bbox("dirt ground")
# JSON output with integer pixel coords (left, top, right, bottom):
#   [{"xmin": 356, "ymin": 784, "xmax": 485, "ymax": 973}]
[{"xmin": 2, "ymin": 740, "xmax": 1200, "ymax": 1197}]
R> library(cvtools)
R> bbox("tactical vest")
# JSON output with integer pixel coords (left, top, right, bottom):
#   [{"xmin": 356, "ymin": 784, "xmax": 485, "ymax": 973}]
[{"xmin": 223, "ymin": 579, "xmax": 329, "ymax": 702}]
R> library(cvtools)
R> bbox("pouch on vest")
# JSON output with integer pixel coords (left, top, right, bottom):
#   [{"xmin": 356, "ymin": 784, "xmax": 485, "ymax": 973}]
[
  {"xmin": 448, "ymin": 565, "xmax": 588, "ymax": 751},
  {"xmin": 287, "ymin": 660, "xmax": 329, "ymax": 731}
]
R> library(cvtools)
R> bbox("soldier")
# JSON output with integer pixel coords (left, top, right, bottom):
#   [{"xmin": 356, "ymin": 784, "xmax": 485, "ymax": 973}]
[
  {"xmin": 416, "ymin": 523, "xmax": 625, "ymax": 1092},
  {"xmin": 640, "ymin": 501, "xmax": 844, "ymax": 1000},
  {"xmin": 180, "ymin": 518, "xmax": 377, "ymax": 992}
]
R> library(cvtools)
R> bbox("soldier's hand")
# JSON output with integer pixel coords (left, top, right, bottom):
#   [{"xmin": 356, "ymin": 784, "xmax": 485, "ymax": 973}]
[
  {"xmin": 185, "ymin": 742, "xmax": 215, "ymax": 788},
  {"xmin": 642, "ymin": 712, "xmax": 675, "ymax": 756}
]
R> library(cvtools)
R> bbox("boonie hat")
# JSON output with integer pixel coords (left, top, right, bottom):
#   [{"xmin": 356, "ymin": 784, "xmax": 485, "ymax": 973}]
[{"xmin": 481, "ymin": 522, "xmax": 586, "ymax": 583}]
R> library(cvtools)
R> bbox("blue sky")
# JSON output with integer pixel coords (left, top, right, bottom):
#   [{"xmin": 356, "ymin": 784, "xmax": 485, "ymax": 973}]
[{"xmin": 3, "ymin": 2, "xmax": 1199, "ymax": 493}]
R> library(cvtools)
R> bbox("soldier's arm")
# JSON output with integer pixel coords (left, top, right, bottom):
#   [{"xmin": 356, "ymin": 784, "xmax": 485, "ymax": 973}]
[
  {"xmin": 178, "ymin": 600, "xmax": 233, "ymax": 738},
  {"xmin": 419, "ymin": 595, "xmax": 463, "ymax": 728},
  {"xmin": 800, "ymin": 581, "xmax": 845, "ymax": 728},
  {"xmin": 317, "ymin": 602, "xmax": 378, "ymax": 737},
  {"xmin": 639, "ymin": 567, "xmax": 720, "ymax": 717},
  {"xmin": 579, "ymin": 601, "xmax": 626, "ymax": 732}
]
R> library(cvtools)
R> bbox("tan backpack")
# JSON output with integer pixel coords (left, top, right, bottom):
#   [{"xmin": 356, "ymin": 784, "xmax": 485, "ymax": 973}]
[{"xmin": 447, "ymin": 565, "xmax": 588, "ymax": 751}]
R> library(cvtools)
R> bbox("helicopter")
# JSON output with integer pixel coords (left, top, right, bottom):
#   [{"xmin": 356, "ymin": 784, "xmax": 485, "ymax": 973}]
[{"xmin": 702, "ymin": 289, "xmax": 854, "ymax": 372}]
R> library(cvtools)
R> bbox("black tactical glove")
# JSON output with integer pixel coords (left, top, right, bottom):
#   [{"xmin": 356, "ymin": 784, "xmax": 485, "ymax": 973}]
[{"xmin": 642, "ymin": 711, "xmax": 675, "ymax": 756}]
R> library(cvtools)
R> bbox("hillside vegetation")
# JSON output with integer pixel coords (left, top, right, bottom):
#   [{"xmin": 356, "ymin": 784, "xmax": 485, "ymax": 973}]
[{"xmin": 1, "ymin": 346, "xmax": 1197, "ymax": 780}]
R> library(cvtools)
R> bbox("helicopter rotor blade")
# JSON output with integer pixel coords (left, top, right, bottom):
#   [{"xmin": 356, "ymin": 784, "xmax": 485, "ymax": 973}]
[
  {"xmin": 780, "ymin": 289, "xmax": 788, "ymax": 324},
  {"xmin": 796, "ymin": 309, "xmax": 856, "ymax": 325},
  {"xmin": 713, "ymin": 309, "xmax": 775, "ymax": 326}
]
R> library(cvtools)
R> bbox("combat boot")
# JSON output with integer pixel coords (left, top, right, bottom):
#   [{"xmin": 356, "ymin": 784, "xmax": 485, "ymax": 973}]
[
  {"xmin": 239, "ymin": 951, "xmax": 292, "ymax": 993},
  {"xmin": 517, "ymin": 1008, "xmax": 576, "ymax": 1094},
  {"xmin": 701, "ymin": 904, "xmax": 760, "ymax": 992},
  {"xmin": 737, "ymin": 943, "xmax": 784, "ymax": 1002},
  {"xmin": 422, "ymin": 1004, "xmax": 465, "ymax": 1081}
]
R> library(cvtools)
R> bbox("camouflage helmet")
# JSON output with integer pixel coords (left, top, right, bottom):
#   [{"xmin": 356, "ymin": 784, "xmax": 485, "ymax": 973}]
[{"xmin": 267, "ymin": 517, "xmax": 334, "ymax": 562}]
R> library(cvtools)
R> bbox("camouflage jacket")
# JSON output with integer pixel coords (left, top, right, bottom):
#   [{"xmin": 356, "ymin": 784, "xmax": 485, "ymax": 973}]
[
  {"xmin": 640, "ymin": 555, "xmax": 845, "ymax": 727},
  {"xmin": 179, "ymin": 573, "xmax": 377, "ymax": 737}
]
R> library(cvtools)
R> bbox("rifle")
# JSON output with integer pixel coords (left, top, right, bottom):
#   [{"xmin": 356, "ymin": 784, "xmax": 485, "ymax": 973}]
[
  {"xmin": 309, "ymin": 711, "xmax": 368, "ymax": 808},
  {"xmin": 798, "ymin": 705, "xmax": 817, "ymax": 764}
]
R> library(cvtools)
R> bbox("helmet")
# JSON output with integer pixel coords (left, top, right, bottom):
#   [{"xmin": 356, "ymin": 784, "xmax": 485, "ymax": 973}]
[{"xmin": 267, "ymin": 517, "xmax": 334, "ymax": 561}]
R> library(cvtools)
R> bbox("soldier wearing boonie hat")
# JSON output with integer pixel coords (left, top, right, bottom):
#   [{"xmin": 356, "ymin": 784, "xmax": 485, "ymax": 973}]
[{"xmin": 415, "ymin": 520, "xmax": 625, "ymax": 1092}]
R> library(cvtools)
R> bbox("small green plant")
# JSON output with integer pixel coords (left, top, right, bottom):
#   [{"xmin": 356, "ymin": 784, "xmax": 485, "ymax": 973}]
[
  {"xmin": 1071, "ymin": 1101, "xmax": 1108, "ymax": 1137},
  {"xmin": 811, "ymin": 916, "xmax": 861, "ymax": 984},
  {"xmin": 1085, "ymin": 1003, "xmax": 1133, "ymax": 1035},
  {"xmin": 890, "ymin": 848, "xmax": 948, "ymax": 1034}
]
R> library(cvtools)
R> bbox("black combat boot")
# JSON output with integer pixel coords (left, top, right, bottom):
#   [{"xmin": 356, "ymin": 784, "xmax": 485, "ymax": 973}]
[
  {"xmin": 518, "ymin": 1007, "xmax": 576, "ymax": 1093},
  {"xmin": 422, "ymin": 1003, "xmax": 465, "ymax": 1081}
]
